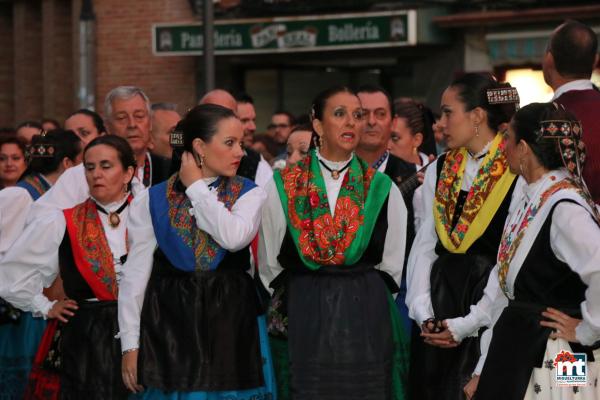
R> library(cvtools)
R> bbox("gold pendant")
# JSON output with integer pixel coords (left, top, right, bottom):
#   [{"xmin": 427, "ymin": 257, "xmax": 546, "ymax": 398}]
[
  {"xmin": 331, "ymin": 170, "xmax": 339, "ymax": 180},
  {"xmin": 108, "ymin": 212, "xmax": 120, "ymax": 228}
]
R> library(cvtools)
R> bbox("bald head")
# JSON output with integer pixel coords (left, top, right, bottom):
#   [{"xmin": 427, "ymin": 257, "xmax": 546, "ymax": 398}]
[{"xmin": 199, "ymin": 89, "xmax": 237, "ymax": 111}]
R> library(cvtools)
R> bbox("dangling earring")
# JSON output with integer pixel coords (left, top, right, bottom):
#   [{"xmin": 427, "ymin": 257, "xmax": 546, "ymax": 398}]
[
  {"xmin": 474, "ymin": 124, "xmax": 480, "ymax": 138},
  {"xmin": 413, "ymin": 146, "xmax": 418, "ymax": 155},
  {"xmin": 519, "ymin": 158, "xmax": 527, "ymax": 176}
]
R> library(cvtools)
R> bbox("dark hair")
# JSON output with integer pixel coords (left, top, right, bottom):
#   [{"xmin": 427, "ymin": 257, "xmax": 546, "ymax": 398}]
[
  {"xmin": 41, "ymin": 118, "xmax": 61, "ymax": 130},
  {"xmin": 272, "ymin": 110, "xmax": 295, "ymax": 126},
  {"xmin": 549, "ymin": 20, "xmax": 598, "ymax": 78},
  {"xmin": 310, "ymin": 85, "xmax": 358, "ymax": 147},
  {"xmin": 84, "ymin": 135, "xmax": 136, "ymax": 172},
  {"xmin": 177, "ymin": 104, "xmax": 236, "ymax": 153},
  {"xmin": 511, "ymin": 102, "xmax": 574, "ymax": 170},
  {"xmin": 29, "ymin": 130, "xmax": 82, "ymax": 175},
  {"xmin": 252, "ymin": 134, "xmax": 279, "ymax": 160},
  {"xmin": 234, "ymin": 92, "xmax": 254, "ymax": 104},
  {"xmin": 16, "ymin": 120, "xmax": 42, "ymax": 131},
  {"xmin": 393, "ymin": 99, "xmax": 437, "ymax": 156},
  {"xmin": 449, "ymin": 72, "xmax": 518, "ymax": 132},
  {"xmin": 0, "ymin": 136, "xmax": 27, "ymax": 157},
  {"xmin": 356, "ymin": 84, "xmax": 393, "ymax": 113},
  {"xmin": 68, "ymin": 109, "xmax": 107, "ymax": 134}
]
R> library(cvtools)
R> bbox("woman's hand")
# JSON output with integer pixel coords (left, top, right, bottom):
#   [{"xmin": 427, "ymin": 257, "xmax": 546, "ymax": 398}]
[
  {"xmin": 122, "ymin": 349, "xmax": 144, "ymax": 393},
  {"xmin": 540, "ymin": 307, "xmax": 581, "ymax": 343},
  {"xmin": 464, "ymin": 374, "xmax": 480, "ymax": 400},
  {"xmin": 179, "ymin": 151, "xmax": 204, "ymax": 187},
  {"xmin": 47, "ymin": 299, "xmax": 78, "ymax": 322},
  {"xmin": 421, "ymin": 320, "xmax": 460, "ymax": 348}
]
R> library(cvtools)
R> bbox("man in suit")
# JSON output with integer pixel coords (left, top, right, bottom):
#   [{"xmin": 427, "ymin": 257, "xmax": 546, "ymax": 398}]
[
  {"xmin": 356, "ymin": 84, "xmax": 417, "ymax": 333},
  {"xmin": 30, "ymin": 86, "xmax": 171, "ymax": 217},
  {"xmin": 543, "ymin": 19, "xmax": 600, "ymax": 202}
]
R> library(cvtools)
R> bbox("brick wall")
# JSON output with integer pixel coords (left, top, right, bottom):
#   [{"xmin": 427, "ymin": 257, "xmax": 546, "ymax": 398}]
[
  {"xmin": 13, "ymin": 0, "xmax": 43, "ymax": 125},
  {"xmin": 0, "ymin": 4, "xmax": 14, "ymax": 128},
  {"xmin": 94, "ymin": 0, "xmax": 197, "ymax": 115}
]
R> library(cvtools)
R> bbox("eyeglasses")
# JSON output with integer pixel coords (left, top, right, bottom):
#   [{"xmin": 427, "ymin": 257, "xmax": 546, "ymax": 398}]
[{"xmin": 268, "ymin": 123, "xmax": 291, "ymax": 130}]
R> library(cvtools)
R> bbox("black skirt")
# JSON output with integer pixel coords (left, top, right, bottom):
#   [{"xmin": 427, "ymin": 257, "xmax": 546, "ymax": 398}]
[
  {"xmin": 285, "ymin": 265, "xmax": 394, "ymax": 400},
  {"xmin": 409, "ymin": 252, "xmax": 494, "ymax": 400},
  {"xmin": 139, "ymin": 257, "xmax": 264, "ymax": 392},
  {"xmin": 59, "ymin": 300, "xmax": 128, "ymax": 400}
]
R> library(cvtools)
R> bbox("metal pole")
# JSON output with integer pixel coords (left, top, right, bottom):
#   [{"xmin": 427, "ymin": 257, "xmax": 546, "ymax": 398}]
[
  {"xmin": 203, "ymin": 0, "xmax": 215, "ymax": 91},
  {"xmin": 79, "ymin": 0, "xmax": 95, "ymax": 109}
]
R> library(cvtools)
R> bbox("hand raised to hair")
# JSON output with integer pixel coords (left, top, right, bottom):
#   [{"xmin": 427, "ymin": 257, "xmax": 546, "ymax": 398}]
[{"xmin": 179, "ymin": 151, "xmax": 204, "ymax": 188}]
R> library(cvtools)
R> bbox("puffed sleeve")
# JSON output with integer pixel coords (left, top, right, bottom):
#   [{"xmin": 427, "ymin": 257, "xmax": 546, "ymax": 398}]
[
  {"xmin": 550, "ymin": 202, "xmax": 600, "ymax": 345},
  {"xmin": 0, "ymin": 187, "xmax": 33, "ymax": 260},
  {"xmin": 0, "ymin": 211, "xmax": 65, "ymax": 316},
  {"xmin": 405, "ymin": 160, "xmax": 439, "ymax": 324},
  {"xmin": 117, "ymin": 189, "xmax": 157, "ymax": 352},
  {"xmin": 376, "ymin": 183, "xmax": 407, "ymax": 287},
  {"xmin": 258, "ymin": 179, "xmax": 287, "ymax": 293},
  {"xmin": 185, "ymin": 180, "xmax": 267, "ymax": 251}
]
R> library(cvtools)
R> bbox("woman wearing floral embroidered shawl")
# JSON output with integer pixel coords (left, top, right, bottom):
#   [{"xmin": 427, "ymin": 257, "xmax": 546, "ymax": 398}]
[
  {"xmin": 405, "ymin": 73, "xmax": 521, "ymax": 400},
  {"xmin": 438, "ymin": 103, "xmax": 600, "ymax": 399},
  {"xmin": 0, "ymin": 135, "xmax": 135, "ymax": 399},
  {"xmin": 259, "ymin": 86, "xmax": 410, "ymax": 400},
  {"xmin": 118, "ymin": 104, "xmax": 275, "ymax": 400}
]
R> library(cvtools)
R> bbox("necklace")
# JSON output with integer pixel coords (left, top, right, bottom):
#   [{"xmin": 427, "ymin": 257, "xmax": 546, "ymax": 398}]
[
  {"xmin": 318, "ymin": 158, "xmax": 352, "ymax": 180},
  {"xmin": 95, "ymin": 199, "xmax": 129, "ymax": 228}
]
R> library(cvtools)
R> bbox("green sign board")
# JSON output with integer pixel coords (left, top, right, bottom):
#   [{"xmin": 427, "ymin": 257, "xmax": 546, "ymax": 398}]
[{"xmin": 153, "ymin": 10, "xmax": 416, "ymax": 56}]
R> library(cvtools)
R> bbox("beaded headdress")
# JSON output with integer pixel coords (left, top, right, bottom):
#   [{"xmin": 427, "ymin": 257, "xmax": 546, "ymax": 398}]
[
  {"xmin": 486, "ymin": 87, "xmax": 520, "ymax": 107},
  {"xmin": 29, "ymin": 131, "xmax": 55, "ymax": 158}
]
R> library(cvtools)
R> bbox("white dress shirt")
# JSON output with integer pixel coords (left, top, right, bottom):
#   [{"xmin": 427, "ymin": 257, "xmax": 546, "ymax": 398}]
[
  {"xmin": 117, "ymin": 178, "xmax": 266, "ymax": 352},
  {"xmin": 552, "ymin": 79, "xmax": 594, "ymax": 100},
  {"xmin": 258, "ymin": 152, "xmax": 408, "ymax": 295},
  {"xmin": 255, "ymin": 156, "xmax": 274, "ymax": 188},
  {"xmin": 0, "ymin": 196, "xmax": 130, "ymax": 317}
]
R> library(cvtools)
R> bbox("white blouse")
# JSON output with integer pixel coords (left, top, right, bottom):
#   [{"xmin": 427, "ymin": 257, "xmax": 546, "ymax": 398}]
[
  {"xmin": 445, "ymin": 173, "xmax": 600, "ymax": 374},
  {"xmin": 0, "ymin": 187, "xmax": 35, "ymax": 261},
  {"xmin": 117, "ymin": 178, "xmax": 267, "ymax": 352},
  {"xmin": 0, "ymin": 196, "xmax": 130, "ymax": 317},
  {"xmin": 405, "ymin": 145, "xmax": 524, "ymax": 325},
  {"xmin": 258, "ymin": 153, "xmax": 408, "ymax": 295}
]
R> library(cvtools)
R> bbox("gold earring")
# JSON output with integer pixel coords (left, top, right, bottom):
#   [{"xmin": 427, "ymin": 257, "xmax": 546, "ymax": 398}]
[{"xmin": 474, "ymin": 124, "xmax": 480, "ymax": 137}]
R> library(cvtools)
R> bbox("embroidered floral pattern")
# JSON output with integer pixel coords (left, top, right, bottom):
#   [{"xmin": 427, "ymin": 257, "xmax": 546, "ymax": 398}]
[
  {"xmin": 434, "ymin": 135, "xmax": 509, "ymax": 249},
  {"xmin": 65, "ymin": 200, "xmax": 118, "ymax": 299},
  {"xmin": 20, "ymin": 174, "xmax": 49, "ymax": 199},
  {"xmin": 278, "ymin": 153, "xmax": 374, "ymax": 265},
  {"xmin": 166, "ymin": 175, "xmax": 244, "ymax": 271},
  {"xmin": 498, "ymin": 179, "xmax": 582, "ymax": 293}
]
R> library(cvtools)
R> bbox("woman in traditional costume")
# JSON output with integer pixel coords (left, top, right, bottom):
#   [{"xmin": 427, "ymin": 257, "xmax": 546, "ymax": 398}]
[
  {"xmin": 259, "ymin": 86, "xmax": 409, "ymax": 400},
  {"xmin": 436, "ymin": 102, "xmax": 600, "ymax": 399},
  {"xmin": 118, "ymin": 104, "xmax": 275, "ymax": 399},
  {"xmin": 0, "ymin": 135, "xmax": 135, "ymax": 399},
  {"xmin": 0, "ymin": 130, "xmax": 81, "ymax": 399},
  {"xmin": 405, "ymin": 73, "xmax": 521, "ymax": 400}
]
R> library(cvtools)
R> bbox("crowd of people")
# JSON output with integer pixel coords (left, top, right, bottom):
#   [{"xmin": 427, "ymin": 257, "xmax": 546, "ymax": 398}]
[{"xmin": 0, "ymin": 19, "xmax": 599, "ymax": 400}]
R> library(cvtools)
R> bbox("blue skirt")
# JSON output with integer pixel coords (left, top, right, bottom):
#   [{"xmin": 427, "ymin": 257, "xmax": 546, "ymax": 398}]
[
  {"xmin": 134, "ymin": 315, "xmax": 276, "ymax": 400},
  {"xmin": 0, "ymin": 312, "xmax": 47, "ymax": 400}
]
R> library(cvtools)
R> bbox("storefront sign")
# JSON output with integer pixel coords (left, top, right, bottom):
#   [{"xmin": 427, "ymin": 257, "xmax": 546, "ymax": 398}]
[{"xmin": 153, "ymin": 10, "xmax": 417, "ymax": 55}]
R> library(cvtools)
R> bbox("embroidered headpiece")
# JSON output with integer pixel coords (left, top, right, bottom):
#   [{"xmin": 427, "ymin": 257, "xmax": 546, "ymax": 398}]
[
  {"xmin": 486, "ymin": 87, "xmax": 520, "ymax": 106},
  {"xmin": 29, "ymin": 130, "xmax": 55, "ymax": 158},
  {"xmin": 536, "ymin": 119, "xmax": 586, "ymax": 179},
  {"xmin": 169, "ymin": 128, "xmax": 184, "ymax": 148}
]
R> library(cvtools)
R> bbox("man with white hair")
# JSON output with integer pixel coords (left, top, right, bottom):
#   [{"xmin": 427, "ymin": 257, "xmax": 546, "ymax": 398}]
[{"xmin": 29, "ymin": 86, "xmax": 170, "ymax": 216}]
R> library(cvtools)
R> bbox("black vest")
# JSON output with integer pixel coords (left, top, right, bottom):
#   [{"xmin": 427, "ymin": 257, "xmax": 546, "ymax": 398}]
[{"xmin": 237, "ymin": 148, "xmax": 261, "ymax": 182}]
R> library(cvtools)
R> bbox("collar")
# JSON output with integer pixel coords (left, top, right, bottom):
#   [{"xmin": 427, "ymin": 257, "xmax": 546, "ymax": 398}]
[
  {"xmin": 523, "ymin": 169, "xmax": 568, "ymax": 201},
  {"xmin": 204, "ymin": 176, "xmax": 219, "ymax": 188},
  {"xmin": 39, "ymin": 174, "xmax": 53, "ymax": 187},
  {"xmin": 316, "ymin": 148, "xmax": 354, "ymax": 170},
  {"xmin": 552, "ymin": 79, "xmax": 594, "ymax": 100},
  {"xmin": 467, "ymin": 139, "xmax": 493, "ymax": 161}
]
